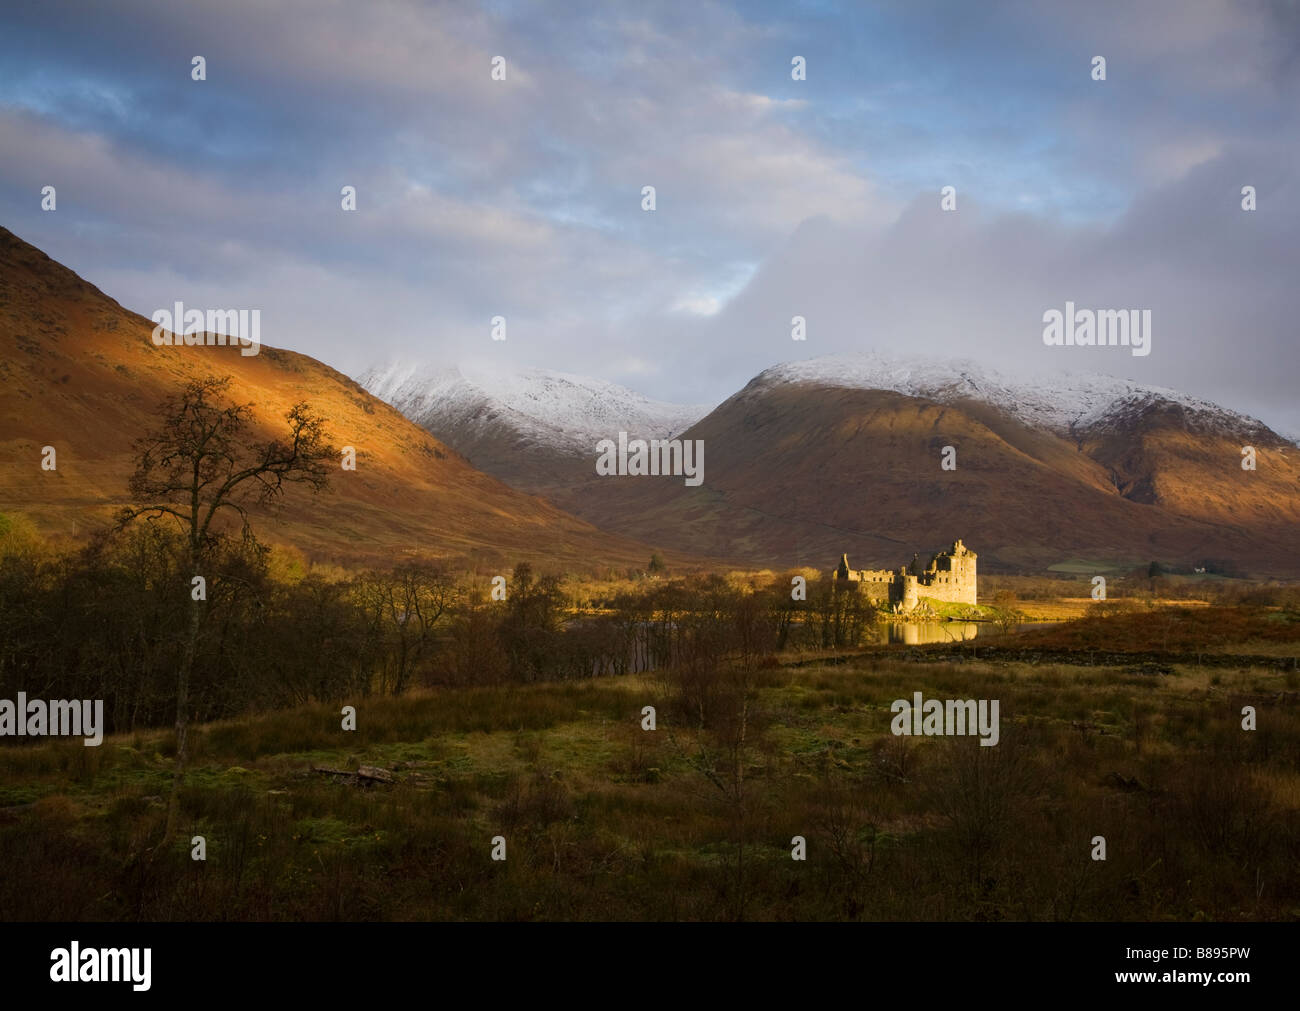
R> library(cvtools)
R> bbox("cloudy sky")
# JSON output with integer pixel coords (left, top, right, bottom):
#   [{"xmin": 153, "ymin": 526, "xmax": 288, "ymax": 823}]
[{"xmin": 2, "ymin": 0, "xmax": 1298, "ymax": 433}]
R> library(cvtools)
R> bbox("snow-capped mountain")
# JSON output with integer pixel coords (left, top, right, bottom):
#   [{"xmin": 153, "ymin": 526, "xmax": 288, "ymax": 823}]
[
  {"xmin": 360, "ymin": 361, "xmax": 709, "ymax": 455},
  {"xmin": 358, "ymin": 350, "xmax": 1300, "ymax": 575},
  {"xmin": 747, "ymin": 352, "xmax": 1282, "ymax": 444}
]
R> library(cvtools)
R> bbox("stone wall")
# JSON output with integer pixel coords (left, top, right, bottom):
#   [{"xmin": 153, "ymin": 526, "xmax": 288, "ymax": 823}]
[{"xmin": 833, "ymin": 540, "xmax": 977, "ymax": 610}]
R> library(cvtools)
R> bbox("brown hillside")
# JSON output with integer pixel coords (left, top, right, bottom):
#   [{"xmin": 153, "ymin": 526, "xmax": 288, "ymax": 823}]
[
  {"xmin": 0, "ymin": 227, "xmax": 666, "ymax": 571},
  {"xmin": 523, "ymin": 382, "xmax": 1299, "ymax": 576},
  {"xmin": 1078, "ymin": 399, "xmax": 1300, "ymax": 531}
]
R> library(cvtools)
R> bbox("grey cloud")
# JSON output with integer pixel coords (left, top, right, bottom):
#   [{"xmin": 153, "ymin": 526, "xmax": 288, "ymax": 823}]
[{"xmin": 0, "ymin": 0, "xmax": 1295, "ymax": 436}]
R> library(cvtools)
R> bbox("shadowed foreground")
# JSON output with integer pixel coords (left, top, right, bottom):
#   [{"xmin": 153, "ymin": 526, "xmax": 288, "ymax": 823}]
[{"xmin": 2, "ymin": 630, "xmax": 1298, "ymax": 922}]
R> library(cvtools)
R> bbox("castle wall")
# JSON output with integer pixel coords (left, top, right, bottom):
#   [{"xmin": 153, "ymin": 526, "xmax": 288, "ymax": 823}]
[
  {"xmin": 832, "ymin": 540, "xmax": 977, "ymax": 610},
  {"xmin": 914, "ymin": 542, "xmax": 977, "ymax": 606},
  {"xmin": 901, "ymin": 574, "xmax": 918, "ymax": 611}
]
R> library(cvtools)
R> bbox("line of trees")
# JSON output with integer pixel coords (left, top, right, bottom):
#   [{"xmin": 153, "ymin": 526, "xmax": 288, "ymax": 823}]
[
  {"xmin": 0, "ymin": 374, "xmax": 879, "ymax": 752},
  {"xmin": 0, "ymin": 528, "xmax": 880, "ymax": 736}
]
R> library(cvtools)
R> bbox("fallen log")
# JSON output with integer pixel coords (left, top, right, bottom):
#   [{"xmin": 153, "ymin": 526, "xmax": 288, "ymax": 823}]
[{"xmin": 311, "ymin": 764, "xmax": 395, "ymax": 785}]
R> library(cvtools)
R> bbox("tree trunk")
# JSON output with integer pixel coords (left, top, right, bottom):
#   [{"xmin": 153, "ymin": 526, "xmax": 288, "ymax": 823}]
[{"xmin": 163, "ymin": 592, "xmax": 204, "ymax": 840}]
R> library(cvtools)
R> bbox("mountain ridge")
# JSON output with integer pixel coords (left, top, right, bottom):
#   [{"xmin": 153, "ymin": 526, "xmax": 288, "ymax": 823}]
[
  {"xmin": 0, "ymin": 226, "xmax": 673, "ymax": 571},
  {"xmin": 744, "ymin": 352, "xmax": 1290, "ymax": 447},
  {"xmin": 362, "ymin": 350, "xmax": 1300, "ymax": 576},
  {"xmin": 360, "ymin": 360, "xmax": 709, "ymax": 453}
]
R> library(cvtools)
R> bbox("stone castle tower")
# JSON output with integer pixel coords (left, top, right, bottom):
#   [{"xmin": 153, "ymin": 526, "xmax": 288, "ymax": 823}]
[{"xmin": 833, "ymin": 539, "xmax": 977, "ymax": 611}]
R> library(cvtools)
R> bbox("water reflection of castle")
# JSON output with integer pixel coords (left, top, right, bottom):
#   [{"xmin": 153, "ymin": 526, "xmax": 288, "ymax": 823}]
[
  {"xmin": 886, "ymin": 621, "xmax": 981, "ymax": 644},
  {"xmin": 833, "ymin": 539, "xmax": 977, "ymax": 613}
]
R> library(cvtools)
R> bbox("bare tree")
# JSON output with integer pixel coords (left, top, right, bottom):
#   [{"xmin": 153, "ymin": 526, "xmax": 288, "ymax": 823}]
[
  {"xmin": 993, "ymin": 606, "xmax": 1025, "ymax": 636},
  {"xmin": 362, "ymin": 561, "xmax": 458, "ymax": 693},
  {"xmin": 117, "ymin": 375, "xmax": 335, "ymax": 839}
]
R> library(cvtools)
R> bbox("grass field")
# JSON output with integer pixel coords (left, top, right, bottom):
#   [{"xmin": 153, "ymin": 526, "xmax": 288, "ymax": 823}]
[{"xmin": 2, "ymin": 605, "xmax": 1297, "ymax": 922}]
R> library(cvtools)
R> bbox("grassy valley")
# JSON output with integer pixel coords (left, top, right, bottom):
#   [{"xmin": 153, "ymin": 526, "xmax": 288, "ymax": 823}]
[{"xmin": 2, "ymin": 587, "xmax": 1297, "ymax": 922}]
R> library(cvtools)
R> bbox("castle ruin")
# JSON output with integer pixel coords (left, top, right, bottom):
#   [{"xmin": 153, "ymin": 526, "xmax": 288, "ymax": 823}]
[{"xmin": 833, "ymin": 539, "xmax": 977, "ymax": 613}]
